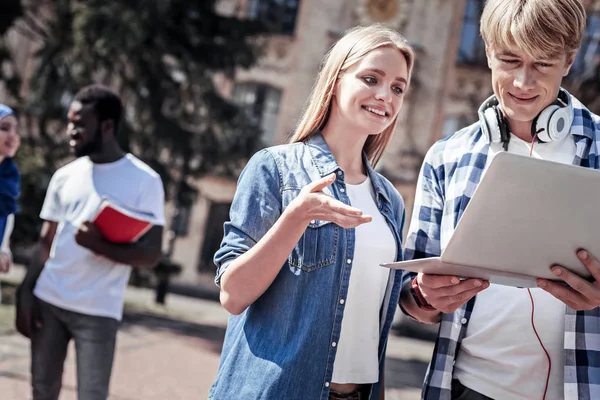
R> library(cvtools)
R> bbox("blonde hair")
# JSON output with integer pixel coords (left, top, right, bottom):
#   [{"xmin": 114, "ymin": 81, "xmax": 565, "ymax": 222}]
[
  {"xmin": 480, "ymin": 0, "xmax": 586, "ymax": 60},
  {"xmin": 289, "ymin": 24, "xmax": 415, "ymax": 167}
]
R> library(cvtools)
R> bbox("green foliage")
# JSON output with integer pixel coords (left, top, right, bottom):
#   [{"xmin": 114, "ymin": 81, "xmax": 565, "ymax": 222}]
[
  {"xmin": 0, "ymin": 38, "xmax": 21, "ymax": 102},
  {"xmin": 3, "ymin": 0, "xmax": 268, "ymax": 247},
  {"xmin": 12, "ymin": 142, "xmax": 53, "ymax": 245},
  {"xmin": 0, "ymin": 0, "xmax": 22, "ymax": 101}
]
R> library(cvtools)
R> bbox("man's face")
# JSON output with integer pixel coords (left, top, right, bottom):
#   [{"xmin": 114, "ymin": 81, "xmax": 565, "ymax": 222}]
[
  {"xmin": 66, "ymin": 101, "xmax": 103, "ymax": 157},
  {"xmin": 486, "ymin": 46, "xmax": 574, "ymax": 130}
]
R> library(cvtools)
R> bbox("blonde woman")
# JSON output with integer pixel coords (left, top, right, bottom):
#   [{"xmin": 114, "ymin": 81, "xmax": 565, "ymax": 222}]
[{"xmin": 210, "ymin": 24, "xmax": 415, "ymax": 400}]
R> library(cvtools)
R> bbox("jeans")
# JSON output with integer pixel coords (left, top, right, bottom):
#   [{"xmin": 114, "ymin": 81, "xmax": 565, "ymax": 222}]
[
  {"xmin": 31, "ymin": 298, "xmax": 119, "ymax": 400},
  {"xmin": 452, "ymin": 380, "xmax": 494, "ymax": 400},
  {"xmin": 328, "ymin": 385, "xmax": 371, "ymax": 400}
]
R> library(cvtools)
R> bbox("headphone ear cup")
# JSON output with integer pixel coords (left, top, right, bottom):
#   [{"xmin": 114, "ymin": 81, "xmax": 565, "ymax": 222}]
[
  {"xmin": 547, "ymin": 107, "xmax": 571, "ymax": 141},
  {"xmin": 494, "ymin": 105, "xmax": 510, "ymax": 144},
  {"xmin": 483, "ymin": 107, "xmax": 501, "ymax": 143},
  {"xmin": 535, "ymin": 105, "xmax": 559, "ymax": 142}
]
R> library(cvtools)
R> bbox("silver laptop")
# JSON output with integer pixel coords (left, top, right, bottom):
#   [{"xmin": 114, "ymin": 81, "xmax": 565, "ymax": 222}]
[{"xmin": 383, "ymin": 151, "xmax": 599, "ymax": 287}]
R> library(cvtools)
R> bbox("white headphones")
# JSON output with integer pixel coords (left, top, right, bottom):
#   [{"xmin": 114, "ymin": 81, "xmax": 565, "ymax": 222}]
[{"xmin": 478, "ymin": 88, "xmax": 574, "ymax": 145}]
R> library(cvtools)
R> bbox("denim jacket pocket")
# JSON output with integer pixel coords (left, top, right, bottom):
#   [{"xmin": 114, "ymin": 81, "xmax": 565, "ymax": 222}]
[{"xmin": 288, "ymin": 220, "xmax": 338, "ymax": 272}]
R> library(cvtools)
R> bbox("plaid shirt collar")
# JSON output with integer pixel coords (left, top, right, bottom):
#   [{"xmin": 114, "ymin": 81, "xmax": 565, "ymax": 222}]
[{"xmin": 403, "ymin": 90, "xmax": 600, "ymax": 400}]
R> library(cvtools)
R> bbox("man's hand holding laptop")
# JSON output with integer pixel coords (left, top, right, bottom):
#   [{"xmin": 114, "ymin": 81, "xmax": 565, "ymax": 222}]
[
  {"xmin": 401, "ymin": 272, "xmax": 491, "ymax": 324},
  {"xmin": 415, "ymin": 275, "xmax": 489, "ymax": 315},
  {"xmin": 537, "ymin": 249, "xmax": 600, "ymax": 311},
  {"xmin": 405, "ymin": 249, "xmax": 600, "ymax": 323}
]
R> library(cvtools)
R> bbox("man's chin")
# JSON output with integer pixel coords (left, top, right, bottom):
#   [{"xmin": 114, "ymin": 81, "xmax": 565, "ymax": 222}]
[
  {"xmin": 72, "ymin": 146, "xmax": 93, "ymax": 158},
  {"xmin": 71, "ymin": 146, "xmax": 83, "ymax": 157},
  {"xmin": 502, "ymin": 107, "xmax": 540, "ymax": 124}
]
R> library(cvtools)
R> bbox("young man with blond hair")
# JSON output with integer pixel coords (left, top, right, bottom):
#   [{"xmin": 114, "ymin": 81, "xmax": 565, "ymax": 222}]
[{"xmin": 400, "ymin": 0, "xmax": 600, "ymax": 399}]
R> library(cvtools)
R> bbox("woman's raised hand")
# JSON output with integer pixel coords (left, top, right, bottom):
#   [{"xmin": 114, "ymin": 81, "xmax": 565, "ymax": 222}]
[{"xmin": 289, "ymin": 173, "xmax": 372, "ymax": 229}]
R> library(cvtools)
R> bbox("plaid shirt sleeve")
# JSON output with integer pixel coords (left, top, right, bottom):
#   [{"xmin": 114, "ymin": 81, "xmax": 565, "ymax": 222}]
[
  {"xmin": 564, "ymin": 98, "xmax": 600, "ymax": 400},
  {"xmin": 401, "ymin": 143, "xmax": 446, "ymax": 289}
]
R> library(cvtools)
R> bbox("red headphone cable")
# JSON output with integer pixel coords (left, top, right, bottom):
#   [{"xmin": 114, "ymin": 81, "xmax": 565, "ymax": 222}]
[
  {"xmin": 527, "ymin": 288, "xmax": 551, "ymax": 400},
  {"xmin": 530, "ymin": 133, "xmax": 538, "ymax": 156},
  {"xmin": 528, "ymin": 133, "xmax": 551, "ymax": 400}
]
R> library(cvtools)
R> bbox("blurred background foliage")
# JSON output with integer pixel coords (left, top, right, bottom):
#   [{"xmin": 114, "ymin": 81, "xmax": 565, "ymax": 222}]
[{"xmin": 1, "ymin": 0, "xmax": 268, "ymax": 248}]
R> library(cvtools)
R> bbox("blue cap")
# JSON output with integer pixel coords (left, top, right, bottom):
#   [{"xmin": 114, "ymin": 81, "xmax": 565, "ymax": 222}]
[{"xmin": 0, "ymin": 104, "xmax": 15, "ymax": 120}]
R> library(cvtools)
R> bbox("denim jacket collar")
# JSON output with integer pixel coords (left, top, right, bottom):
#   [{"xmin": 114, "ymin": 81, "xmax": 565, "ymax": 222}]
[{"xmin": 306, "ymin": 131, "xmax": 391, "ymax": 206}]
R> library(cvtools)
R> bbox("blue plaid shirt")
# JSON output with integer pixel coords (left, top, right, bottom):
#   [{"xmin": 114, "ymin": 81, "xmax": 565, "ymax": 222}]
[{"xmin": 402, "ymin": 91, "xmax": 600, "ymax": 400}]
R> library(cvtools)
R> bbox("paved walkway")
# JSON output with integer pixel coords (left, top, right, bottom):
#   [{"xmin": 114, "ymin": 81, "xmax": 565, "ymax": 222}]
[{"xmin": 0, "ymin": 270, "xmax": 434, "ymax": 399}]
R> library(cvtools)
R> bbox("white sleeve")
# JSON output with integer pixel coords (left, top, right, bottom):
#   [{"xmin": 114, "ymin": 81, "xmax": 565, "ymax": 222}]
[
  {"xmin": 0, "ymin": 214, "xmax": 14, "ymax": 259},
  {"xmin": 136, "ymin": 175, "xmax": 166, "ymax": 226},
  {"xmin": 39, "ymin": 172, "xmax": 64, "ymax": 222}
]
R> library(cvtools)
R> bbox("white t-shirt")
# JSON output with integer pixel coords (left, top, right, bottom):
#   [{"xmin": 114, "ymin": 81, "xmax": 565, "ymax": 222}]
[
  {"xmin": 331, "ymin": 176, "xmax": 395, "ymax": 384},
  {"xmin": 34, "ymin": 154, "xmax": 165, "ymax": 320},
  {"xmin": 454, "ymin": 133, "xmax": 576, "ymax": 400}
]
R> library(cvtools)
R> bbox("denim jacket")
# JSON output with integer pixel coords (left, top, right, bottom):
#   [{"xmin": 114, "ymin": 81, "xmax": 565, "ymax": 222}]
[{"xmin": 209, "ymin": 132, "xmax": 406, "ymax": 400}]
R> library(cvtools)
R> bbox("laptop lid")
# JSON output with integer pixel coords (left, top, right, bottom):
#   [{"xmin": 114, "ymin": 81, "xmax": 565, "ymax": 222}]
[{"xmin": 440, "ymin": 151, "xmax": 597, "ymax": 281}]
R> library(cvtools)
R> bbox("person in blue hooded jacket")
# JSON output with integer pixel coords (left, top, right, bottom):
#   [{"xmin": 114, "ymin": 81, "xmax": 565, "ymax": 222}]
[{"xmin": 0, "ymin": 104, "xmax": 20, "ymax": 274}]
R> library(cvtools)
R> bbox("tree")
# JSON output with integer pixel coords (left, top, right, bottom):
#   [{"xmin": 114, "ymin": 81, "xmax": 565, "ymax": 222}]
[
  {"xmin": 0, "ymin": 0, "xmax": 23, "ymax": 101},
  {"xmin": 4, "ymin": 0, "xmax": 268, "ymax": 247}
]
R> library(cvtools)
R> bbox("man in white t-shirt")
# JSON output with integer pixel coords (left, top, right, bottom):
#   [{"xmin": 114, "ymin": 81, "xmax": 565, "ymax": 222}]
[
  {"xmin": 400, "ymin": 1, "xmax": 600, "ymax": 399},
  {"xmin": 18, "ymin": 84, "xmax": 165, "ymax": 400}
]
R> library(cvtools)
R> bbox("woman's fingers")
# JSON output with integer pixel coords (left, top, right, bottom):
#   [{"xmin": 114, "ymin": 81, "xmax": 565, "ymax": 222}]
[
  {"xmin": 335, "ymin": 214, "xmax": 372, "ymax": 229},
  {"xmin": 301, "ymin": 178, "xmax": 373, "ymax": 227},
  {"xmin": 318, "ymin": 212, "xmax": 371, "ymax": 229},
  {"xmin": 325, "ymin": 197, "xmax": 363, "ymax": 216},
  {"xmin": 305, "ymin": 173, "xmax": 337, "ymax": 193}
]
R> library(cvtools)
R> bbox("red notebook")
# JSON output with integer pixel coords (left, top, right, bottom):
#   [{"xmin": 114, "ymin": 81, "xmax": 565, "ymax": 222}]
[{"xmin": 92, "ymin": 200, "xmax": 154, "ymax": 243}]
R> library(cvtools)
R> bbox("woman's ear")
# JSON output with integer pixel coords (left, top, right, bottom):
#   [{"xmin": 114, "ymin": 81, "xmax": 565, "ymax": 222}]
[{"xmin": 332, "ymin": 78, "xmax": 341, "ymax": 99}]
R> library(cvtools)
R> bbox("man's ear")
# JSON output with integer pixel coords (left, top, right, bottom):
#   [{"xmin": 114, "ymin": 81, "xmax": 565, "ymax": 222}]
[
  {"xmin": 485, "ymin": 45, "xmax": 493, "ymax": 69},
  {"xmin": 563, "ymin": 53, "xmax": 576, "ymax": 77},
  {"xmin": 101, "ymin": 120, "xmax": 115, "ymax": 137}
]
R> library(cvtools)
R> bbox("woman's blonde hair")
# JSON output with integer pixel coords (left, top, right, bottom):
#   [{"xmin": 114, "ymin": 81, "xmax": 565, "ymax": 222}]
[
  {"xmin": 289, "ymin": 24, "xmax": 415, "ymax": 167},
  {"xmin": 480, "ymin": 0, "xmax": 586, "ymax": 60}
]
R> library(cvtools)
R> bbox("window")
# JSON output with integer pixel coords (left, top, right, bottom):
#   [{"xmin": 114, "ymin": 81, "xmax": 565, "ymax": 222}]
[
  {"xmin": 198, "ymin": 202, "xmax": 231, "ymax": 273},
  {"xmin": 442, "ymin": 115, "xmax": 471, "ymax": 138},
  {"xmin": 443, "ymin": 116, "xmax": 460, "ymax": 138},
  {"xmin": 246, "ymin": 0, "xmax": 300, "ymax": 35},
  {"xmin": 456, "ymin": 0, "xmax": 487, "ymax": 66},
  {"xmin": 569, "ymin": 11, "xmax": 600, "ymax": 80},
  {"xmin": 170, "ymin": 182, "xmax": 198, "ymax": 237},
  {"xmin": 232, "ymin": 82, "xmax": 282, "ymax": 145}
]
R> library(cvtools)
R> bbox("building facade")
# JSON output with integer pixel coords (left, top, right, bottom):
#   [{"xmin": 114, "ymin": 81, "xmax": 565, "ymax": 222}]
[
  {"xmin": 176, "ymin": 0, "xmax": 600, "ymax": 284},
  {"xmin": 174, "ymin": 0, "xmax": 482, "ymax": 283}
]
